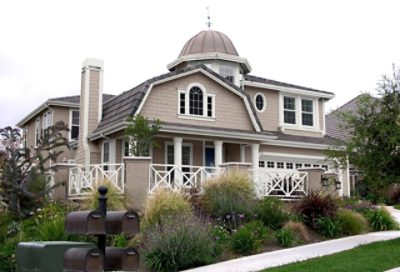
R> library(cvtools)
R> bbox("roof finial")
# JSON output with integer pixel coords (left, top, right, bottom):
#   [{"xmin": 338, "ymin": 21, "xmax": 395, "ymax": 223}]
[{"xmin": 206, "ymin": 6, "xmax": 212, "ymax": 30}]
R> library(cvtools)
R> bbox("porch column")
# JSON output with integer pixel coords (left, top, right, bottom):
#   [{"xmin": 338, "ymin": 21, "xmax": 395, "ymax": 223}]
[
  {"xmin": 240, "ymin": 144, "xmax": 246, "ymax": 163},
  {"xmin": 214, "ymin": 140, "xmax": 223, "ymax": 167},
  {"xmin": 173, "ymin": 137, "xmax": 183, "ymax": 185},
  {"xmin": 251, "ymin": 143, "xmax": 260, "ymax": 182}
]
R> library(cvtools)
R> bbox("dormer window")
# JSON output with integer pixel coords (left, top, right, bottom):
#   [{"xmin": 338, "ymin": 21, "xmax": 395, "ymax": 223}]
[
  {"xmin": 301, "ymin": 99, "xmax": 314, "ymax": 126},
  {"xmin": 219, "ymin": 66, "xmax": 235, "ymax": 83},
  {"xmin": 178, "ymin": 83, "xmax": 215, "ymax": 120},
  {"xmin": 281, "ymin": 94, "xmax": 319, "ymax": 130}
]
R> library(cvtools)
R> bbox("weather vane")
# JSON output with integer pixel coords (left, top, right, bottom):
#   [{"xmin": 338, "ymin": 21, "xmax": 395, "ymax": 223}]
[{"xmin": 206, "ymin": 6, "xmax": 212, "ymax": 30}]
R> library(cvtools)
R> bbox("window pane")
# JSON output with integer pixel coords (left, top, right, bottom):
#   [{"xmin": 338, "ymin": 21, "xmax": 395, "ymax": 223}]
[
  {"xmin": 284, "ymin": 97, "xmax": 295, "ymax": 110},
  {"xmin": 72, "ymin": 111, "xmax": 79, "ymax": 125},
  {"xmin": 189, "ymin": 87, "xmax": 203, "ymax": 115},
  {"xmin": 255, "ymin": 94, "xmax": 264, "ymax": 111},
  {"xmin": 302, "ymin": 113, "xmax": 313, "ymax": 126},
  {"xmin": 207, "ymin": 96, "xmax": 213, "ymax": 117},
  {"xmin": 124, "ymin": 141, "xmax": 130, "ymax": 156},
  {"xmin": 259, "ymin": 161, "xmax": 265, "ymax": 168},
  {"xmin": 302, "ymin": 99, "xmax": 313, "ymax": 112},
  {"xmin": 180, "ymin": 93, "xmax": 185, "ymax": 114},
  {"xmin": 103, "ymin": 142, "xmax": 110, "ymax": 163},
  {"xmin": 286, "ymin": 162, "xmax": 293, "ymax": 169},
  {"xmin": 71, "ymin": 126, "xmax": 79, "ymax": 140},
  {"xmin": 219, "ymin": 66, "xmax": 234, "ymax": 83},
  {"xmin": 267, "ymin": 161, "xmax": 275, "ymax": 168},
  {"xmin": 167, "ymin": 145, "xmax": 174, "ymax": 165},
  {"xmin": 277, "ymin": 162, "xmax": 284, "ymax": 169},
  {"xmin": 295, "ymin": 163, "xmax": 303, "ymax": 169},
  {"xmin": 284, "ymin": 111, "xmax": 296, "ymax": 124},
  {"xmin": 182, "ymin": 146, "xmax": 191, "ymax": 165}
]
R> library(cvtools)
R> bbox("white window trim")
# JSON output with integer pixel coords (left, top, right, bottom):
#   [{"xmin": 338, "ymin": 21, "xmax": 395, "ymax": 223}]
[
  {"xmin": 176, "ymin": 82, "xmax": 216, "ymax": 121},
  {"xmin": 280, "ymin": 93, "xmax": 321, "ymax": 132},
  {"xmin": 165, "ymin": 141, "xmax": 193, "ymax": 166},
  {"xmin": 254, "ymin": 92, "xmax": 266, "ymax": 113},
  {"xmin": 69, "ymin": 109, "xmax": 80, "ymax": 141}
]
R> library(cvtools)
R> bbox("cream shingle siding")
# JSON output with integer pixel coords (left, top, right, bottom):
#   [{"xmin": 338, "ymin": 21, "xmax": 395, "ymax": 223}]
[{"xmin": 140, "ymin": 73, "xmax": 254, "ymax": 131}]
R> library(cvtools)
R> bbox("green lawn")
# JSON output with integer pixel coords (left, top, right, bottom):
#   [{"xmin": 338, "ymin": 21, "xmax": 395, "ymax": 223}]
[
  {"xmin": 264, "ymin": 238, "xmax": 400, "ymax": 272},
  {"xmin": 394, "ymin": 204, "xmax": 400, "ymax": 210}
]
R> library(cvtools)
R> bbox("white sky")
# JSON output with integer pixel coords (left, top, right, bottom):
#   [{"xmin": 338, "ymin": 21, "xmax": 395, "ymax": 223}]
[{"xmin": 1, "ymin": 0, "xmax": 399, "ymax": 128}]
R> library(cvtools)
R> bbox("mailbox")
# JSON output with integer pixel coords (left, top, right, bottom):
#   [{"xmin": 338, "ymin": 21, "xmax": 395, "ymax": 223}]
[
  {"xmin": 65, "ymin": 211, "xmax": 105, "ymax": 235},
  {"xmin": 104, "ymin": 247, "xmax": 139, "ymax": 271},
  {"xmin": 63, "ymin": 247, "xmax": 104, "ymax": 272},
  {"xmin": 106, "ymin": 211, "xmax": 140, "ymax": 235}
]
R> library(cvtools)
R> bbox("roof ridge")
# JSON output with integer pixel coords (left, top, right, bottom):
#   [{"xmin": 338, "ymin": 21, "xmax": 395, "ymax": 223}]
[{"xmin": 326, "ymin": 94, "xmax": 366, "ymax": 116}]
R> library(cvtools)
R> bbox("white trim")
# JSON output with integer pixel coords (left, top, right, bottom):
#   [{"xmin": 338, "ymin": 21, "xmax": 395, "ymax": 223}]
[
  {"xmin": 321, "ymin": 100, "xmax": 326, "ymax": 135},
  {"xmin": 34, "ymin": 117, "xmax": 40, "ymax": 147},
  {"xmin": 260, "ymin": 152, "xmax": 327, "ymax": 161},
  {"xmin": 177, "ymin": 114, "xmax": 215, "ymax": 122},
  {"xmin": 167, "ymin": 52, "xmax": 252, "ymax": 74},
  {"xmin": 254, "ymin": 92, "xmax": 266, "ymax": 113},
  {"xmin": 262, "ymin": 139, "xmax": 331, "ymax": 150},
  {"xmin": 134, "ymin": 68, "xmax": 261, "ymax": 132},
  {"xmin": 244, "ymin": 81, "xmax": 335, "ymax": 99},
  {"xmin": 98, "ymin": 68, "xmax": 103, "ymax": 122}
]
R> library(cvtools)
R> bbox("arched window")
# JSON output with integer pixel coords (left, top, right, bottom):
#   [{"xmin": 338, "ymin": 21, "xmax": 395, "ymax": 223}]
[{"xmin": 189, "ymin": 86, "xmax": 203, "ymax": 115}]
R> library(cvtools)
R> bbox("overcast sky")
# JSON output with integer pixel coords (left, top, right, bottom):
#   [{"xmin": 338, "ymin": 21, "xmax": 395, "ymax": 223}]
[{"xmin": 1, "ymin": 0, "xmax": 399, "ymax": 128}]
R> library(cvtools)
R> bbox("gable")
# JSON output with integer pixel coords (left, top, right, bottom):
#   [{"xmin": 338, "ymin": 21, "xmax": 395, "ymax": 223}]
[{"xmin": 140, "ymin": 72, "xmax": 256, "ymax": 131}]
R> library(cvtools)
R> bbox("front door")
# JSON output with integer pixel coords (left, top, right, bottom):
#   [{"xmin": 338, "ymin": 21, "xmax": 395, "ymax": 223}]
[{"xmin": 205, "ymin": 147, "xmax": 215, "ymax": 167}]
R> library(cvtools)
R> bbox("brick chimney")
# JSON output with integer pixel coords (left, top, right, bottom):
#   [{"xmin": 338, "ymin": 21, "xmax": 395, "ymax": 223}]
[{"xmin": 76, "ymin": 58, "xmax": 104, "ymax": 165}]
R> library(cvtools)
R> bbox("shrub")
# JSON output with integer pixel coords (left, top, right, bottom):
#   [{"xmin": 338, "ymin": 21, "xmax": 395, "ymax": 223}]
[
  {"xmin": 142, "ymin": 215, "xmax": 214, "ymax": 272},
  {"xmin": 365, "ymin": 207, "xmax": 398, "ymax": 231},
  {"xmin": 336, "ymin": 209, "xmax": 369, "ymax": 235},
  {"xmin": 201, "ymin": 170, "xmax": 255, "ymax": 218},
  {"xmin": 282, "ymin": 221, "xmax": 310, "ymax": 243},
  {"xmin": 275, "ymin": 228, "xmax": 297, "ymax": 247},
  {"xmin": 143, "ymin": 189, "xmax": 192, "ymax": 229},
  {"xmin": 297, "ymin": 191, "xmax": 339, "ymax": 228},
  {"xmin": 85, "ymin": 179, "xmax": 126, "ymax": 211},
  {"xmin": 36, "ymin": 217, "xmax": 68, "ymax": 241},
  {"xmin": 230, "ymin": 220, "xmax": 268, "ymax": 255},
  {"xmin": 386, "ymin": 184, "xmax": 400, "ymax": 205},
  {"xmin": 315, "ymin": 217, "xmax": 342, "ymax": 238},
  {"xmin": 255, "ymin": 197, "xmax": 289, "ymax": 230}
]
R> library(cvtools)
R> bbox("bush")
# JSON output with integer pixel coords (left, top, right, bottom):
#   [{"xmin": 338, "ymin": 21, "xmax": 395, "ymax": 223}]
[
  {"xmin": 337, "ymin": 209, "xmax": 369, "ymax": 235},
  {"xmin": 386, "ymin": 184, "xmax": 400, "ymax": 205},
  {"xmin": 201, "ymin": 170, "xmax": 255, "ymax": 218},
  {"xmin": 142, "ymin": 215, "xmax": 215, "ymax": 272},
  {"xmin": 85, "ymin": 179, "xmax": 126, "ymax": 211},
  {"xmin": 315, "ymin": 217, "xmax": 342, "ymax": 238},
  {"xmin": 36, "ymin": 217, "xmax": 68, "ymax": 241},
  {"xmin": 297, "ymin": 191, "xmax": 339, "ymax": 228},
  {"xmin": 275, "ymin": 228, "xmax": 297, "ymax": 247},
  {"xmin": 255, "ymin": 197, "xmax": 289, "ymax": 230},
  {"xmin": 365, "ymin": 208, "xmax": 398, "ymax": 231},
  {"xmin": 230, "ymin": 220, "xmax": 268, "ymax": 255},
  {"xmin": 211, "ymin": 225, "xmax": 230, "ymax": 257},
  {"xmin": 282, "ymin": 221, "xmax": 310, "ymax": 243},
  {"xmin": 143, "ymin": 189, "xmax": 192, "ymax": 229}
]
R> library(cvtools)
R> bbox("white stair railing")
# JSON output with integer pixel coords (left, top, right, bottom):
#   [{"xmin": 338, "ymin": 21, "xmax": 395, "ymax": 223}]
[{"xmin": 68, "ymin": 164, "xmax": 125, "ymax": 197}]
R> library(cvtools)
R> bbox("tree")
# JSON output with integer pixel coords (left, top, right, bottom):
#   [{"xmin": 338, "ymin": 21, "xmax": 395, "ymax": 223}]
[
  {"xmin": 0, "ymin": 121, "xmax": 69, "ymax": 218},
  {"xmin": 329, "ymin": 68, "xmax": 400, "ymax": 194},
  {"xmin": 125, "ymin": 114, "xmax": 162, "ymax": 156}
]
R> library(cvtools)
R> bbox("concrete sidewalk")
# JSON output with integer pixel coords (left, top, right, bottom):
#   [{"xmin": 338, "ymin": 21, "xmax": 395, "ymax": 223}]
[
  {"xmin": 183, "ymin": 231, "xmax": 400, "ymax": 272},
  {"xmin": 385, "ymin": 206, "xmax": 400, "ymax": 223}
]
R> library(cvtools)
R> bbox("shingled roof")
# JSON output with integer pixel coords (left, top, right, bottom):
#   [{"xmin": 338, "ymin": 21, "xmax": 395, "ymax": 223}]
[
  {"xmin": 93, "ymin": 64, "xmax": 264, "ymax": 135},
  {"xmin": 325, "ymin": 94, "xmax": 365, "ymax": 142},
  {"xmin": 245, "ymin": 75, "xmax": 334, "ymax": 96}
]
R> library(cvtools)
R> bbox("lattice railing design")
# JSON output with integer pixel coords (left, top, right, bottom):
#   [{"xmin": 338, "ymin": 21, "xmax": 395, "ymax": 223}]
[
  {"xmin": 149, "ymin": 164, "xmax": 225, "ymax": 194},
  {"xmin": 68, "ymin": 164, "xmax": 124, "ymax": 197}
]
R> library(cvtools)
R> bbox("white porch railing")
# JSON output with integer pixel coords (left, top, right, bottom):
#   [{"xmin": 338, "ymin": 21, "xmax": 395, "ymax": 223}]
[
  {"xmin": 149, "ymin": 164, "xmax": 225, "ymax": 194},
  {"xmin": 68, "ymin": 164, "xmax": 125, "ymax": 197},
  {"xmin": 252, "ymin": 169, "xmax": 308, "ymax": 199}
]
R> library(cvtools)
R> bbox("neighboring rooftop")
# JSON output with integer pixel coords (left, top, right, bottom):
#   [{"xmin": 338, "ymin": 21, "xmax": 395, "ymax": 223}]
[
  {"xmin": 325, "ymin": 94, "xmax": 365, "ymax": 141},
  {"xmin": 48, "ymin": 94, "xmax": 115, "ymax": 105}
]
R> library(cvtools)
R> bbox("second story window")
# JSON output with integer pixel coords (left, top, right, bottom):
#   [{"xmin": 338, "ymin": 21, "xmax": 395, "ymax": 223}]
[
  {"xmin": 178, "ymin": 84, "xmax": 215, "ymax": 119},
  {"xmin": 70, "ymin": 110, "xmax": 80, "ymax": 140},
  {"xmin": 189, "ymin": 87, "xmax": 203, "ymax": 115},
  {"xmin": 42, "ymin": 110, "xmax": 52, "ymax": 129},
  {"xmin": 283, "ymin": 96, "xmax": 296, "ymax": 124},
  {"xmin": 301, "ymin": 99, "xmax": 314, "ymax": 126},
  {"xmin": 35, "ymin": 118, "xmax": 40, "ymax": 147}
]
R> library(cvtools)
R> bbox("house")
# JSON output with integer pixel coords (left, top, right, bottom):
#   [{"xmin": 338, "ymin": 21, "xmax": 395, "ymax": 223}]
[{"xmin": 17, "ymin": 30, "xmax": 350, "ymax": 207}]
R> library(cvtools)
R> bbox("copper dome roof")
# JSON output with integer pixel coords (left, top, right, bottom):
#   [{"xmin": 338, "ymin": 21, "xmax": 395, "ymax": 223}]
[{"xmin": 179, "ymin": 30, "xmax": 239, "ymax": 57}]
